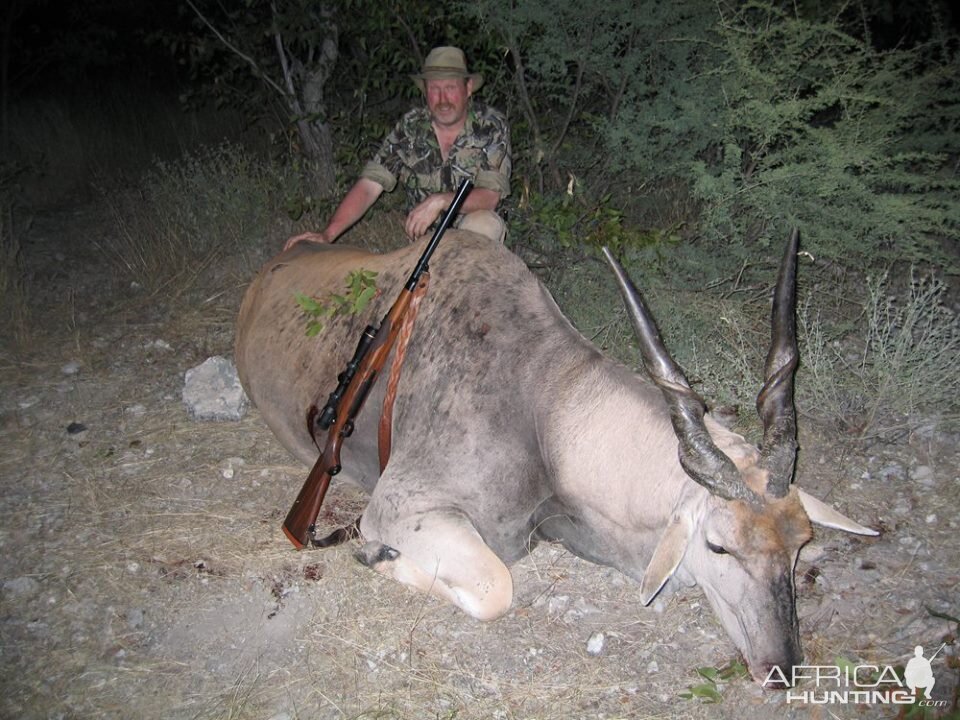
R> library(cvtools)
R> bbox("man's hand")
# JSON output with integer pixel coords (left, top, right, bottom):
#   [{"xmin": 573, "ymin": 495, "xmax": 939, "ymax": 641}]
[
  {"xmin": 283, "ymin": 178, "xmax": 385, "ymax": 251},
  {"xmin": 283, "ymin": 230, "xmax": 333, "ymax": 251},
  {"xmin": 404, "ymin": 194, "xmax": 448, "ymax": 239}
]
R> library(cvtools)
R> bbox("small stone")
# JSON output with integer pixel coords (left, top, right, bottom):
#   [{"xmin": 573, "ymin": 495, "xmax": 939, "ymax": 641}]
[
  {"xmin": 125, "ymin": 404, "xmax": 147, "ymax": 417},
  {"xmin": 220, "ymin": 457, "xmax": 245, "ymax": 480},
  {"xmin": 586, "ymin": 631, "xmax": 605, "ymax": 656},
  {"xmin": 911, "ymin": 466, "xmax": 935, "ymax": 486},
  {"xmin": 126, "ymin": 608, "xmax": 145, "ymax": 629},
  {"xmin": 61, "ymin": 361, "xmax": 81, "ymax": 375},
  {"xmin": 646, "ymin": 660, "xmax": 659, "ymax": 674},
  {"xmin": 145, "ymin": 339, "xmax": 173, "ymax": 351},
  {"xmin": 879, "ymin": 462, "xmax": 905, "ymax": 481}
]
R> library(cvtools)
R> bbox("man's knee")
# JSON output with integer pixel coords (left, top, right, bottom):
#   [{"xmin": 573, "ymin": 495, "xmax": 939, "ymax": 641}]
[{"xmin": 458, "ymin": 210, "xmax": 506, "ymax": 243}]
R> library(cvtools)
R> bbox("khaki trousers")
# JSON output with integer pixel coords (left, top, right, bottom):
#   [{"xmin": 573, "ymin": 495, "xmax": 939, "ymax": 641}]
[{"xmin": 456, "ymin": 210, "xmax": 506, "ymax": 243}]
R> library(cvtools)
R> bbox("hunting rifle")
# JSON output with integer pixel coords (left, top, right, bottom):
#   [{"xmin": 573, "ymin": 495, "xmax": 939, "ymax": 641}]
[{"xmin": 282, "ymin": 178, "xmax": 474, "ymax": 549}]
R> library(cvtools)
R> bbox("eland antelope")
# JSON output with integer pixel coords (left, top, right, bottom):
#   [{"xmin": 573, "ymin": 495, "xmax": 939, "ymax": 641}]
[{"xmin": 235, "ymin": 228, "xmax": 876, "ymax": 685}]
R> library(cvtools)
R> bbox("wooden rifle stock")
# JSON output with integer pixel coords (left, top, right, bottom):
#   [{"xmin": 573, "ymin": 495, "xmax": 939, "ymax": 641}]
[{"xmin": 281, "ymin": 178, "xmax": 474, "ymax": 548}]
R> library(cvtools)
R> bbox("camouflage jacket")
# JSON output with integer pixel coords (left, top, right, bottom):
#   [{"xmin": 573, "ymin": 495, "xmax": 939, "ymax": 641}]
[{"xmin": 360, "ymin": 103, "xmax": 511, "ymax": 210}]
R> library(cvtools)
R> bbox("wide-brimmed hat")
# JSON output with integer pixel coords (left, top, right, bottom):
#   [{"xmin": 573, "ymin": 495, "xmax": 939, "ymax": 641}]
[{"xmin": 411, "ymin": 46, "xmax": 484, "ymax": 93}]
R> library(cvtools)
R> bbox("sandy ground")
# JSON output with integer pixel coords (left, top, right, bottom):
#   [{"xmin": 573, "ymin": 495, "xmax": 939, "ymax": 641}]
[{"xmin": 1, "ymin": 204, "xmax": 957, "ymax": 720}]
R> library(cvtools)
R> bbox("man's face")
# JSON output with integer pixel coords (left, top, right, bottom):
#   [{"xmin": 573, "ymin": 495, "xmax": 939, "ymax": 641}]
[{"xmin": 425, "ymin": 78, "xmax": 473, "ymax": 129}]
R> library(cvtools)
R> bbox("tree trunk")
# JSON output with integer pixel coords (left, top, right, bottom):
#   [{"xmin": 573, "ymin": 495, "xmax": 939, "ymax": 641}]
[
  {"xmin": 295, "ymin": 116, "xmax": 336, "ymax": 198},
  {"xmin": 272, "ymin": 3, "xmax": 339, "ymax": 198}
]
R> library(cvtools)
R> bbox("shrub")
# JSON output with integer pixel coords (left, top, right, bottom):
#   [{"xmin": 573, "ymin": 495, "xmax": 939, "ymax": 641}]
[
  {"xmin": 797, "ymin": 270, "xmax": 960, "ymax": 439},
  {"xmin": 100, "ymin": 143, "xmax": 297, "ymax": 296}
]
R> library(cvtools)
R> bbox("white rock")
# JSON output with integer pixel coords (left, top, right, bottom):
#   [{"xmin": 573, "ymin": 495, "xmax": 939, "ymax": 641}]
[
  {"xmin": 145, "ymin": 339, "xmax": 173, "ymax": 351},
  {"xmin": 586, "ymin": 631, "xmax": 606, "ymax": 656},
  {"xmin": 182, "ymin": 356, "xmax": 248, "ymax": 421},
  {"xmin": 911, "ymin": 465, "xmax": 935, "ymax": 486}
]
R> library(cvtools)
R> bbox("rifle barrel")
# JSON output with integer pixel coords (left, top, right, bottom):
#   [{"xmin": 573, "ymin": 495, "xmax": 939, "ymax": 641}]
[{"xmin": 405, "ymin": 178, "xmax": 473, "ymax": 291}]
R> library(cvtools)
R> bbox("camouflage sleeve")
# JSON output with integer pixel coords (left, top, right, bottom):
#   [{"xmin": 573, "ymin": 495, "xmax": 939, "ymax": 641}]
[
  {"xmin": 360, "ymin": 160, "xmax": 396, "ymax": 193},
  {"xmin": 359, "ymin": 114, "xmax": 417, "ymax": 193},
  {"xmin": 471, "ymin": 108, "xmax": 512, "ymax": 199}
]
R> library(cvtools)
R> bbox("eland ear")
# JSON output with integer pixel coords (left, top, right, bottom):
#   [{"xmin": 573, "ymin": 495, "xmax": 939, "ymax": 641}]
[
  {"xmin": 640, "ymin": 516, "xmax": 690, "ymax": 604},
  {"xmin": 797, "ymin": 488, "xmax": 878, "ymax": 536}
]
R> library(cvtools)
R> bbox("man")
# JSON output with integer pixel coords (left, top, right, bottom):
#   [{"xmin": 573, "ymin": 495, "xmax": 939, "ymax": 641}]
[{"xmin": 285, "ymin": 46, "xmax": 511, "ymax": 250}]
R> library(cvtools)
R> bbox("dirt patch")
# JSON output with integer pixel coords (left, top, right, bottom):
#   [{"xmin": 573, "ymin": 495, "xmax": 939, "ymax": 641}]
[{"xmin": 1, "ymin": 204, "xmax": 957, "ymax": 719}]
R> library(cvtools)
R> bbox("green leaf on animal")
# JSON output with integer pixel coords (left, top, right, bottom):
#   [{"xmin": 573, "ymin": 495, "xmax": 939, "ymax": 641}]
[
  {"xmin": 294, "ymin": 268, "xmax": 378, "ymax": 335},
  {"xmin": 295, "ymin": 292, "xmax": 324, "ymax": 316},
  {"xmin": 696, "ymin": 666, "xmax": 720, "ymax": 683},
  {"xmin": 717, "ymin": 661, "xmax": 750, "ymax": 680},
  {"xmin": 688, "ymin": 683, "xmax": 722, "ymax": 703},
  {"xmin": 354, "ymin": 285, "xmax": 377, "ymax": 313}
]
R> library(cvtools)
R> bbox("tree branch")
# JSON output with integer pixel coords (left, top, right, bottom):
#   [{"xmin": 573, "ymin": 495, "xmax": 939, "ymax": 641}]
[
  {"xmin": 549, "ymin": 53, "xmax": 586, "ymax": 158},
  {"xmin": 184, "ymin": 0, "xmax": 288, "ymax": 100},
  {"xmin": 508, "ymin": 39, "xmax": 545, "ymax": 193},
  {"xmin": 608, "ymin": 25, "xmax": 638, "ymax": 122},
  {"xmin": 391, "ymin": 4, "xmax": 423, "ymax": 66},
  {"xmin": 271, "ymin": 3, "xmax": 302, "ymax": 114}
]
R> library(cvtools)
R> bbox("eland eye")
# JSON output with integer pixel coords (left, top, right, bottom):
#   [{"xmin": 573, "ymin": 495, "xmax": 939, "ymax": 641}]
[{"xmin": 706, "ymin": 540, "xmax": 729, "ymax": 555}]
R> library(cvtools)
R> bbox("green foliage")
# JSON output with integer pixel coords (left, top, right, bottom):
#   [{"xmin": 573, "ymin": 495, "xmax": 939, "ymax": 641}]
[
  {"xmin": 514, "ymin": 192, "xmax": 675, "ymax": 256},
  {"xmin": 678, "ymin": 661, "xmax": 750, "ymax": 703},
  {"xmin": 703, "ymin": 4, "xmax": 958, "ymax": 269},
  {"xmin": 467, "ymin": 0, "xmax": 957, "ymax": 273},
  {"xmin": 596, "ymin": 1, "xmax": 960, "ymax": 271},
  {"xmin": 296, "ymin": 269, "xmax": 378, "ymax": 336},
  {"xmin": 463, "ymin": 0, "xmax": 657, "ymax": 193}
]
